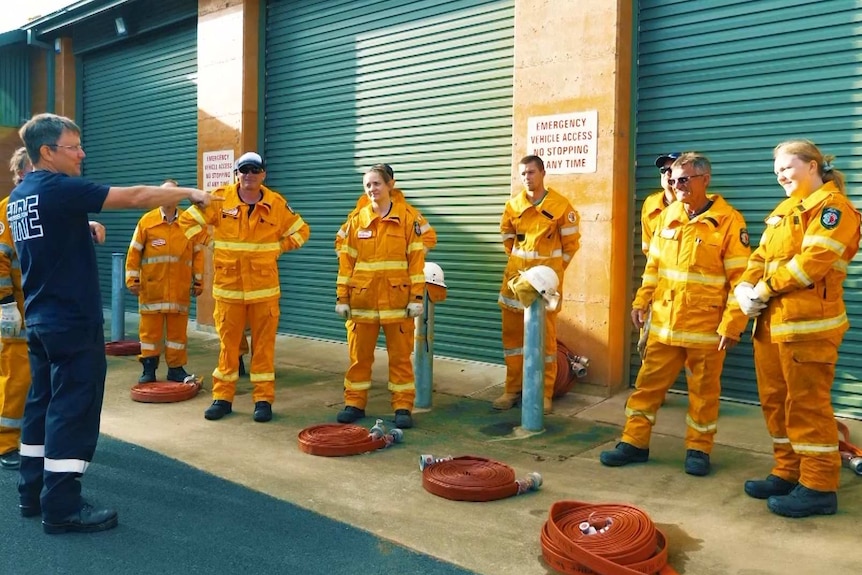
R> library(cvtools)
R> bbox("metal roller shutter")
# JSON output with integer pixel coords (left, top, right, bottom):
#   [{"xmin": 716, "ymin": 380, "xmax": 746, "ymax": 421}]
[
  {"xmin": 634, "ymin": 0, "xmax": 862, "ymax": 418},
  {"xmin": 80, "ymin": 21, "xmax": 198, "ymax": 319},
  {"xmin": 264, "ymin": 0, "xmax": 514, "ymax": 363}
]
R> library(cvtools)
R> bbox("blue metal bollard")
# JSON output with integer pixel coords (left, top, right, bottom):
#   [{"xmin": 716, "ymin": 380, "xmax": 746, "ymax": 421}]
[
  {"xmin": 413, "ymin": 290, "xmax": 434, "ymax": 409},
  {"xmin": 111, "ymin": 252, "xmax": 125, "ymax": 342},
  {"xmin": 521, "ymin": 297, "xmax": 545, "ymax": 432}
]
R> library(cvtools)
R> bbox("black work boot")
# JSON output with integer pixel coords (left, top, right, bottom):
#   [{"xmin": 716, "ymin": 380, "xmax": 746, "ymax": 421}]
[
  {"xmin": 204, "ymin": 400, "xmax": 232, "ymax": 421},
  {"xmin": 138, "ymin": 356, "xmax": 159, "ymax": 383},
  {"xmin": 336, "ymin": 406, "xmax": 365, "ymax": 423},
  {"xmin": 42, "ymin": 503, "xmax": 118, "ymax": 535},
  {"xmin": 744, "ymin": 474, "xmax": 797, "ymax": 500},
  {"xmin": 599, "ymin": 442, "xmax": 649, "ymax": 467},
  {"xmin": 166, "ymin": 366, "xmax": 191, "ymax": 382},
  {"xmin": 684, "ymin": 450, "xmax": 711, "ymax": 476},
  {"xmin": 253, "ymin": 401, "xmax": 272, "ymax": 423},
  {"xmin": 394, "ymin": 409, "xmax": 413, "ymax": 429},
  {"xmin": 767, "ymin": 484, "xmax": 837, "ymax": 518}
]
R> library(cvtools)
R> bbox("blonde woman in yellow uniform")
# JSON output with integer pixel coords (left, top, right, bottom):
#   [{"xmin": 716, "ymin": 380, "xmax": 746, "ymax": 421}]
[{"xmin": 335, "ymin": 165, "xmax": 425, "ymax": 428}]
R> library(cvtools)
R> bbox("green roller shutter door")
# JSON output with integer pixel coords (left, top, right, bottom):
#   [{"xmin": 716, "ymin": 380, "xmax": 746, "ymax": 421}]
[
  {"xmin": 80, "ymin": 22, "xmax": 198, "ymax": 320},
  {"xmin": 634, "ymin": 0, "xmax": 862, "ymax": 418},
  {"xmin": 264, "ymin": 0, "xmax": 514, "ymax": 363}
]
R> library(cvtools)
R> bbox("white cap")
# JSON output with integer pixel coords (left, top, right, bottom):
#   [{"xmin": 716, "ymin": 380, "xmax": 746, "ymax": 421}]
[{"xmin": 236, "ymin": 152, "xmax": 265, "ymax": 170}]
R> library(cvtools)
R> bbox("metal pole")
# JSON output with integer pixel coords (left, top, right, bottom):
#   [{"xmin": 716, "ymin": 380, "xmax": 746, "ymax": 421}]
[
  {"xmin": 111, "ymin": 252, "xmax": 125, "ymax": 342},
  {"xmin": 413, "ymin": 290, "xmax": 434, "ymax": 409},
  {"xmin": 521, "ymin": 297, "xmax": 545, "ymax": 432}
]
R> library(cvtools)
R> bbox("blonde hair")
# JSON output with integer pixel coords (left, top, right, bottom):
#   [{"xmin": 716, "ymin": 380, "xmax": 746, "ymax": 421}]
[
  {"xmin": 9, "ymin": 146, "xmax": 30, "ymax": 184},
  {"xmin": 773, "ymin": 139, "xmax": 845, "ymax": 193}
]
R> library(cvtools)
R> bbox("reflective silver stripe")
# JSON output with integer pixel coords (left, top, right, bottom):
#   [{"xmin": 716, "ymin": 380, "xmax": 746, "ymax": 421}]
[
  {"xmin": 212, "ymin": 368, "xmax": 239, "ymax": 382},
  {"xmin": 498, "ymin": 294, "xmax": 524, "ymax": 310},
  {"xmin": 129, "ymin": 240, "xmax": 144, "ymax": 251},
  {"xmin": 126, "ymin": 270, "xmax": 140, "ymax": 278},
  {"xmin": 139, "ymin": 342, "xmax": 157, "ymax": 351},
  {"xmin": 141, "ymin": 255, "xmax": 182, "ymax": 265},
  {"xmin": 250, "ymin": 372, "xmax": 275, "ymax": 382},
  {"xmin": 792, "ymin": 442, "xmax": 839, "ymax": 454},
  {"xmin": 772, "ymin": 436, "xmax": 791, "ymax": 444},
  {"xmin": 686, "ymin": 414, "xmax": 717, "ymax": 433},
  {"xmin": 344, "ymin": 377, "xmax": 372, "ymax": 391},
  {"xmin": 511, "ymin": 247, "xmax": 563, "ymax": 260},
  {"xmin": 44, "ymin": 458, "xmax": 90, "ymax": 474},
  {"xmin": 625, "ymin": 406, "xmax": 656, "ymax": 424},
  {"xmin": 20, "ymin": 444, "xmax": 45, "ymax": 458},
  {"xmin": 503, "ymin": 347, "xmax": 523, "ymax": 357},
  {"xmin": 560, "ymin": 225, "xmax": 578, "ymax": 236},
  {"xmin": 545, "ymin": 355, "xmax": 555, "ymax": 363},
  {"xmin": 0, "ymin": 416, "xmax": 22, "ymax": 429},
  {"xmin": 165, "ymin": 340, "xmax": 186, "ymax": 350},
  {"xmin": 139, "ymin": 302, "xmax": 190, "ymax": 313}
]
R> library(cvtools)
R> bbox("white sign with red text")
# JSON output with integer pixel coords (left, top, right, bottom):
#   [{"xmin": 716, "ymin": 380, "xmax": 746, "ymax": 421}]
[
  {"xmin": 526, "ymin": 111, "xmax": 597, "ymax": 174},
  {"xmin": 203, "ymin": 150, "xmax": 235, "ymax": 191}
]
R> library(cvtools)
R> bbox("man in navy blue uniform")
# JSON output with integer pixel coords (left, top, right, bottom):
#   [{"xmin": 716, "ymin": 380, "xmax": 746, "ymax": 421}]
[{"xmin": 9, "ymin": 113, "xmax": 216, "ymax": 534}]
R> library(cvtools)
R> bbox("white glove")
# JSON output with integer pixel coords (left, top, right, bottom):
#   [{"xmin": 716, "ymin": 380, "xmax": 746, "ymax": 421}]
[
  {"xmin": 733, "ymin": 282, "xmax": 767, "ymax": 317},
  {"xmin": 335, "ymin": 304, "xmax": 351, "ymax": 318},
  {"xmin": 753, "ymin": 281, "xmax": 773, "ymax": 303},
  {"xmin": 406, "ymin": 302, "xmax": 424, "ymax": 318},
  {"xmin": 0, "ymin": 302, "xmax": 22, "ymax": 338}
]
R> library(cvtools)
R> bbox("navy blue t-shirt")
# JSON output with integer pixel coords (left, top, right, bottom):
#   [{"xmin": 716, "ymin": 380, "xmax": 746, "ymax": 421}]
[{"xmin": 7, "ymin": 171, "xmax": 110, "ymax": 327}]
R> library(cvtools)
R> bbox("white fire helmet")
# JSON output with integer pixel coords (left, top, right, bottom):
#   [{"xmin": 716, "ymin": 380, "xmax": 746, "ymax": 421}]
[
  {"xmin": 424, "ymin": 262, "xmax": 446, "ymax": 287},
  {"xmin": 519, "ymin": 266, "xmax": 560, "ymax": 311}
]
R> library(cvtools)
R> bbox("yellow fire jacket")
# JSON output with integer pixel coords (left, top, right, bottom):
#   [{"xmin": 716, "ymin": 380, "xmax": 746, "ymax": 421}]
[
  {"xmin": 180, "ymin": 183, "xmax": 310, "ymax": 303},
  {"xmin": 498, "ymin": 187, "xmax": 580, "ymax": 310},
  {"xmin": 740, "ymin": 181, "xmax": 861, "ymax": 342},
  {"xmin": 0, "ymin": 197, "xmax": 24, "ymax": 334},
  {"xmin": 125, "ymin": 208, "xmax": 203, "ymax": 314},
  {"xmin": 336, "ymin": 201, "xmax": 425, "ymax": 323},
  {"xmin": 641, "ymin": 190, "xmax": 671, "ymax": 256},
  {"xmin": 334, "ymin": 188, "xmax": 436, "ymax": 253},
  {"xmin": 633, "ymin": 194, "xmax": 751, "ymax": 347}
]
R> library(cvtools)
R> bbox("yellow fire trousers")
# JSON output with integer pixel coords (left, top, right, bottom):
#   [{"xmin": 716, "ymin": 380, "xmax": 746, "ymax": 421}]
[
  {"xmin": 0, "ymin": 338, "xmax": 29, "ymax": 454},
  {"xmin": 138, "ymin": 312, "xmax": 189, "ymax": 367},
  {"xmin": 501, "ymin": 306, "xmax": 557, "ymax": 401},
  {"xmin": 343, "ymin": 319, "xmax": 415, "ymax": 411},
  {"xmin": 213, "ymin": 299, "xmax": 279, "ymax": 404},
  {"xmin": 753, "ymin": 323, "xmax": 842, "ymax": 492},
  {"xmin": 622, "ymin": 339, "xmax": 724, "ymax": 453}
]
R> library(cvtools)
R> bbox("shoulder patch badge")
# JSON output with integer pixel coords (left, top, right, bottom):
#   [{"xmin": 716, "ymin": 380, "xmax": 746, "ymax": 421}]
[
  {"xmin": 414, "ymin": 221, "xmax": 422, "ymax": 236},
  {"xmin": 0, "ymin": 221, "xmax": 5, "ymax": 235},
  {"xmin": 567, "ymin": 211, "xmax": 576, "ymax": 223},
  {"xmin": 739, "ymin": 228, "xmax": 750, "ymax": 247},
  {"xmin": 821, "ymin": 207, "xmax": 841, "ymax": 229}
]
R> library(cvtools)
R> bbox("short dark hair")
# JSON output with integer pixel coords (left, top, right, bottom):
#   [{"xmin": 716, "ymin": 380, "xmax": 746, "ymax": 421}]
[
  {"xmin": 19, "ymin": 113, "xmax": 81, "ymax": 164},
  {"xmin": 519, "ymin": 155, "xmax": 544, "ymax": 171}
]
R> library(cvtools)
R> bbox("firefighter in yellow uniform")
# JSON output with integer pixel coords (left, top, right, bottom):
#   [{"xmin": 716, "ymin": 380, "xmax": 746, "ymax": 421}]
[
  {"xmin": 126, "ymin": 180, "xmax": 204, "ymax": 384},
  {"xmin": 335, "ymin": 165, "xmax": 425, "ymax": 429},
  {"xmin": 180, "ymin": 152, "xmax": 310, "ymax": 423},
  {"xmin": 334, "ymin": 163, "xmax": 436, "ymax": 253},
  {"xmin": 600, "ymin": 152, "xmax": 750, "ymax": 476},
  {"xmin": 737, "ymin": 140, "xmax": 861, "ymax": 518},
  {"xmin": 493, "ymin": 155, "xmax": 580, "ymax": 414},
  {"xmin": 641, "ymin": 152, "xmax": 680, "ymax": 255},
  {"xmin": 0, "ymin": 148, "xmax": 32, "ymax": 470}
]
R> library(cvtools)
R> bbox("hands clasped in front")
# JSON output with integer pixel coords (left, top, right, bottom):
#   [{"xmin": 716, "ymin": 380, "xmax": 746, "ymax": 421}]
[{"xmin": 734, "ymin": 281, "xmax": 768, "ymax": 317}]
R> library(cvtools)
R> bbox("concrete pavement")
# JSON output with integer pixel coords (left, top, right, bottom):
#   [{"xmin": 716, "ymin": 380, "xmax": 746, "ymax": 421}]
[{"xmin": 98, "ymin": 318, "xmax": 862, "ymax": 575}]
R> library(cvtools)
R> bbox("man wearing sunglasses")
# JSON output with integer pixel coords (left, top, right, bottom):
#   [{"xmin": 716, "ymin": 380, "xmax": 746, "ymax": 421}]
[
  {"xmin": 180, "ymin": 152, "xmax": 310, "ymax": 424},
  {"xmin": 601, "ymin": 152, "xmax": 751, "ymax": 477}
]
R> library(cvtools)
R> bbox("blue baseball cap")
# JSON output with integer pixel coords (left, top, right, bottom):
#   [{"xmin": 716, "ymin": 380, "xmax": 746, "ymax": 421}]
[{"xmin": 654, "ymin": 152, "xmax": 681, "ymax": 168}]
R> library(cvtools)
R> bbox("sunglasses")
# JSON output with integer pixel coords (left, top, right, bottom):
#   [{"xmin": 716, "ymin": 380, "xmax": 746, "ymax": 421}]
[
  {"xmin": 659, "ymin": 167, "xmax": 672, "ymax": 174},
  {"xmin": 667, "ymin": 174, "xmax": 705, "ymax": 187},
  {"xmin": 238, "ymin": 165, "xmax": 264, "ymax": 174}
]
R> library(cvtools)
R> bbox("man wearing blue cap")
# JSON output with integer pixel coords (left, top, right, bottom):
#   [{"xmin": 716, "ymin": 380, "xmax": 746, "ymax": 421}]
[{"xmin": 640, "ymin": 152, "xmax": 680, "ymax": 255}]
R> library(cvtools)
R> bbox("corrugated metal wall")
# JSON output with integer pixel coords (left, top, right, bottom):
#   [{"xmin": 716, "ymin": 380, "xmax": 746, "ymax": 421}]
[
  {"xmin": 264, "ymin": 0, "xmax": 515, "ymax": 363},
  {"xmin": 80, "ymin": 21, "xmax": 198, "ymax": 319},
  {"xmin": 635, "ymin": 0, "xmax": 862, "ymax": 418},
  {"xmin": 0, "ymin": 44, "xmax": 30, "ymax": 127}
]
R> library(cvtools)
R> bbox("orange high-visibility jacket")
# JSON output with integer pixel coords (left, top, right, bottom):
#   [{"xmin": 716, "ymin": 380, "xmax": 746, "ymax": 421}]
[
  {"xmin": 0, "ymin": 197, "xmax": 24, "ymax": 327},
  {"xmin": 125, "ymin": 208, "xmax": 203, "ymax": 314},
  {"xmin": 633, "ymin": 194, "xmax": 751, "ymax": 347},
  {"xmin": 641, "ymin": 190, "xmax": 671, "ymax": 256},
  {"xmin": 334, "ymin": 188, "xmax": 436, "ymax": 253},
  {"xmin": 180, "ymin": 183, "xmax": 310, "ymax": 303},
  {"xmin": 740, "ymin": 181, "xmax": 861, "ymax": 342},
  {"xmin": 498, "ymin": 187, "xmax": 580, "ymax": 311},
  {"xmin": 336, "ymin": 201, "xmax": 425, "ymax": 323}
]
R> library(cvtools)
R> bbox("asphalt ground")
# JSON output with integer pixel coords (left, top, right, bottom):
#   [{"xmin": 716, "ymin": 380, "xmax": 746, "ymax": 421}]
[{"xmin": 0, "ymin": 436, "xmax": 478, "ymax": 575}]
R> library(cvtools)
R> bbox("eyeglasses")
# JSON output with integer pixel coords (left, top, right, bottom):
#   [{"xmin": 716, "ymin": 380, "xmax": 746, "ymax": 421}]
[
  {"xmin": 48, "ymin": 144, "xmax": 84, "ymax": 152},
  {"xmin": 659, "ymin": 167, "xmax": 672, "ymax": 174},
  {"xmin": 238, "ymin": 165, "xmax": 264, "ymax": 174},
  {"xmin": 667, "ymin": 174, "xmax": 705, "ymax": 187}
]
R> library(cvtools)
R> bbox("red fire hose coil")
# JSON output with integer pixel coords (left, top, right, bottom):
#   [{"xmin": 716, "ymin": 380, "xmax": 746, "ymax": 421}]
[
  {"xmin": 297, "ymin": 424, "xmax": 388, "ymax": 457},
  {"xmin": 541, "ymin": 500, "xmax": 679, "ymax": 575},
  {"xmin": 422, "ymin": 456, "xmax": 519, "ymax": 501},
  {"xmin": 130, "ymin": 379, "xmax": 202, "ymax": 403},
  {"xmin": 105, "ymin": 340, "xmax": 142, "ymax": 356}
]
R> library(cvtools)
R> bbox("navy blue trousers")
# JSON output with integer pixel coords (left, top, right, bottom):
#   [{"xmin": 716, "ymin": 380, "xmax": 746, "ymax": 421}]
[{"xmin": 18, "ymin": 323, "xmax": 106, "ymax": 520}]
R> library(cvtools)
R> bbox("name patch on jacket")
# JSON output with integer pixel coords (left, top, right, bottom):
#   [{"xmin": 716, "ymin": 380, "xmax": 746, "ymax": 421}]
[
  {"xmin": 151, "ymin": 238, "xmax": 166, "ymax": 247},
  {"xmin": 821, "ymin": 207, "xmax": 841, "ymax": 229},
  {"xmin": 358, "ymin": 229, "xmax": 373, "ymax": 239},
  {"xmin": 222, "ymin": 207, "xmax": 239, "ymax": 218}
]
